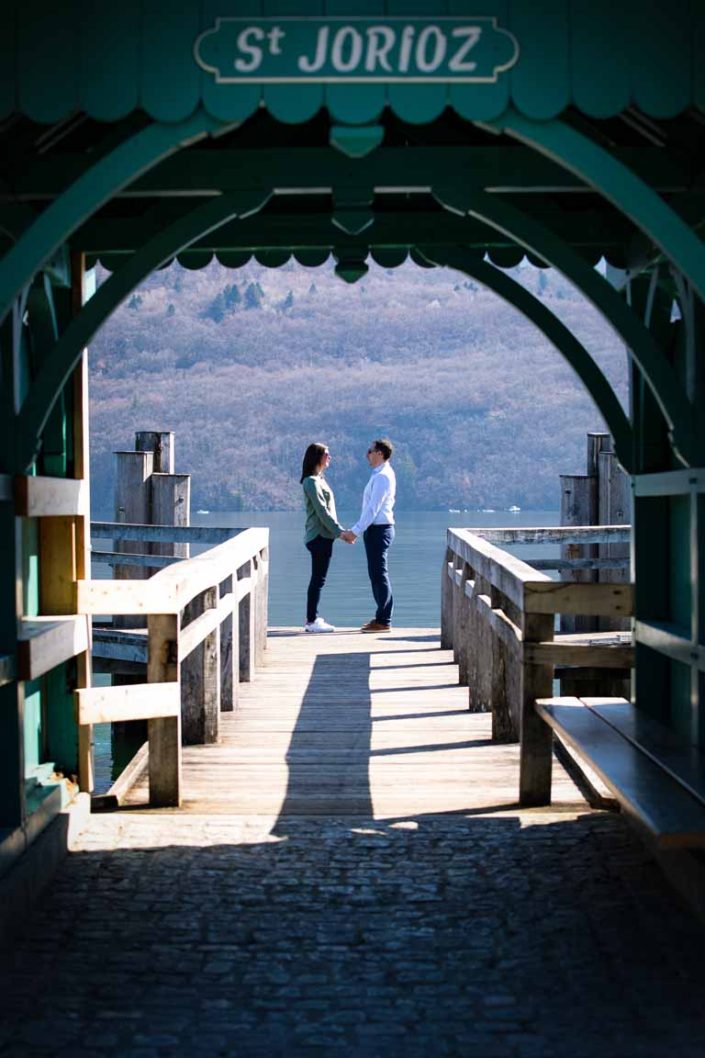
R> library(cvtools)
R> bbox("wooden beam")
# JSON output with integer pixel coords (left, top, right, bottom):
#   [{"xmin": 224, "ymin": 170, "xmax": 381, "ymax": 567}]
[
  {"xmin": 14, "ymin": 474, "xmax": 88, "ymax": 516},
  {"xmin": 90, "ymin": 521, "xmax": 237, "ymax": 545},
  {"xmin": 524, "ymin": 581, "xmax": 634, "ymax": 617},
  {"xmin": 470, "ymin": 526, "xmax": 631, "ymax": 545},
  {"xmin": 447, "ymin": 528, "xmax": 551, "ymax": 612},
  {"xmin": 476, "ymin": 594, "xmax": 523, "ymax": 656},
  {"xmin": 526, "ymin": 640, "xmax": 634, "ymax": 668},
  {"xmin": 180, "ymin": 592, "xmax": 234, "ymax": 660},
  {"xmin": 17, "ymin": 615, "xmax": 90, "ymax": 680},
  {"xmin": 147, "ymin": 613, "xmax": 181, "ymax": 808},
  {"xmin": 75, "ymin": 681, "xmax": 179, "ymax": 725}
]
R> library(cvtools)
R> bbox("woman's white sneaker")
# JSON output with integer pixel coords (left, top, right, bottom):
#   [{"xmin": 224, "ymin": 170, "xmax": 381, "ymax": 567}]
[{"xmin": 304, "ymin": 617, "xmax": 335, "ymax": 633}]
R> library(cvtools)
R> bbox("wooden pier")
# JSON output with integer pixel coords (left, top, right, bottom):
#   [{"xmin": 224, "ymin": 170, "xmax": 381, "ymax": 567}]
[{"xmin": 119, "ymin": 627, "xmax": 583, "ymax": 819}]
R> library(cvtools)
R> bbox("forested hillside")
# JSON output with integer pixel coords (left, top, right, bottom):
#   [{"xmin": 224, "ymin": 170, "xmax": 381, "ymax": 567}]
[{"xmin": 88, "ymin": 258, "xmax": 628, "ymax": 515}]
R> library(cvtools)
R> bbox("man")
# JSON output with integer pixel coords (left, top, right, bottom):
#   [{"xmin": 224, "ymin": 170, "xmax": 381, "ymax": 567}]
[{"xmin": 341, "ymin": 439, "xmax": 396, "ymax": 632}]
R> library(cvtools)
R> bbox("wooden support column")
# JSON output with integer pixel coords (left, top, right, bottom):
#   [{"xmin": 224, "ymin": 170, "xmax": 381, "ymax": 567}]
[
  {"xmin": 440, "ymin": 546, "xmax": 454, "ymax": 650},
  {"xmin": 598, "ymin": 448, "xmax": 631, "ymax": 634},
  {"xmin": 114, "ymin": 450, "xmax": 153, "ymax": 638},
  {"xmin": 147, "ymin": 613, "xmax": 180, "ymax": 807},
  {"xmin": 255, "ymin": 548, "xmax": 269, "ymax": 665},
  {"xmin": 180, "ymin": 586, "xmax": 220, "ymax": 744},
  {"xmin": 518, "ymin": 612, "xmax": 555, "ymax": 806},
  {"xmin": 238, "ymin": 560, "xmax": 255, "ymax": 683},
  {"xmin": 559, "ymin": 474, "xmax": 598, "ymax": 634},
  {"xmin": 135, "ymin": 430, "xmax": 174, "ymax": 474},
  {"xmin": 42, "ymin": 255, "xmax": 93, "ymax": 789},
  {"xmin": 150, "ymin": 472, "xmax": 190, "ymax": 567},
  {"xmin": 75, "ymin": 353, "xmax": 93, "ymax": 791},
  {"xmin": 471, "ymin": 572, "xmax": 494, "ymax": 714},
  {"xmin": 456, "ymin": 564, "xmax": 472, "ymax": 686},
  {"xmin": 219, "ymin": 574, "xmax": 238, "ymax": 713},
  {"xmin": 0, "ymin": 501, "xmax": 24, "ymax": 828}
]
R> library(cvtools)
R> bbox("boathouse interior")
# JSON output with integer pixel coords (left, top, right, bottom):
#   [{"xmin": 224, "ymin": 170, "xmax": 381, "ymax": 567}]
[{"xmin": 2, "ymin": 1, "xmax": 705, "ymax": 931}]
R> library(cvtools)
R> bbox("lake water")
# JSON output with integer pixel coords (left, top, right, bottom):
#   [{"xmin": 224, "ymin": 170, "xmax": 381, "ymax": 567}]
[
  {"xmin": 191, "ymin": 508, "xmax": 561, "ymax": 627},
  {"xmin": 92, "ymin": 508, "xmax": 559, "ymax": 792}
]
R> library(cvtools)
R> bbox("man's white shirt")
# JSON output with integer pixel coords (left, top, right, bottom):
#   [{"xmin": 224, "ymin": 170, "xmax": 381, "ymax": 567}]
[{"xmin": 351, "ymin": 462, "xmax": 396, "ymax": 537}]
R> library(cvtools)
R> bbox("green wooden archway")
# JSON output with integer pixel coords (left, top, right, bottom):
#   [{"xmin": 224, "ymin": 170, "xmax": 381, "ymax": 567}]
[{"xmin": 2, "ymin": 1, "xmax": 705, "ymax": 838}]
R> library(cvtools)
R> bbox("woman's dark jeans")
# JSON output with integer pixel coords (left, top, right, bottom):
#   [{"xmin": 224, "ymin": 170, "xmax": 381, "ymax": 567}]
[{"xmin": 305, "ymin": 534, "xmax": 334, "ymax": 623}]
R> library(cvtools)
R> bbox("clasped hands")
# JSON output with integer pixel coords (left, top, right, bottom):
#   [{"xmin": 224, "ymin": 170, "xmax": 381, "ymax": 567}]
[{"xmin": 340, "ymin": 529, "xmax": 357, "ymax": 544}]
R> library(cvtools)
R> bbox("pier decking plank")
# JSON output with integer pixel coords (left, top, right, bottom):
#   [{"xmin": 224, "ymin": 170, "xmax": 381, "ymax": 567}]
[{"xmin": 123, "ymin": 628, "xmax": 581, "ymax": 818}]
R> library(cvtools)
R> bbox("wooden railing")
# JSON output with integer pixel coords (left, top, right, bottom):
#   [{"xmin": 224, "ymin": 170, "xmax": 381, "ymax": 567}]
[
  {"xmin": 441, "ymin": 526, "xmax": 634, "ymax": 803},
  {"xmin": 76, "ymin": 524, "xmax": 269, "ymax": 807}
]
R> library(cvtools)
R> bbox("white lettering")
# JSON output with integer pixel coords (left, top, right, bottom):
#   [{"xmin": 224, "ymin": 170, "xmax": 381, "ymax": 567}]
[
  {"xmin": 331, "ymin": 26, "xmax": 363, "ymax": 73},
  {"xmin": 398, "ymin": 25, "xmax": 415, "ymax": 73},
  {"xmin": 364, "ymin": 25, "xmax": 395, "ymax": 73},
  {"xmin": 234, "ymin": 27, "xmax": 264, "ymax": 73},
  {"xmin": 415, "ymin": 25, "xmax": 446, "ymax": 73},
  {"xmin": 298, "ymin": 26, "xmax": 329, "ymax": 73},
  {"xmin": 267, "ymin": 26, "xmax": 285, "ymax": 56},
  {"xmin": 448, "ymin": 27, "xmax": 481, "ymax": 73}
]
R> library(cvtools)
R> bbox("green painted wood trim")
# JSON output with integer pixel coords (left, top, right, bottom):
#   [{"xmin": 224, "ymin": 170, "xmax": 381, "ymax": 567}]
[
  {"xmin": 436, "ymin": 188, "xmax": 696, "ymax": 468},
  {"xmin": 494, "ymin": 110, "xmax": 705, "ymax": 308},
  {"xmin": 16, "ymin": 191, "xmax": 269, "ymax": 472},
  {"xmin": 0, "ymin": 111, "xmax": 227, "ymax": 326},
  {"xmin": 419, "ymin": 247, "xmax": 634, "ymax": 473}
]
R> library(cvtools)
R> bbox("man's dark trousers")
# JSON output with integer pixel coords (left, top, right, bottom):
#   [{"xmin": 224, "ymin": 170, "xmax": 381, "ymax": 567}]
[{"xmin": 363, "ymin": 524, "xmax": 395, "ymax": 625}]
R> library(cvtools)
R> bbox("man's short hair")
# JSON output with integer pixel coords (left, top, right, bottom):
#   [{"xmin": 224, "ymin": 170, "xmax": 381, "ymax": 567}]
[{"xmin": 373, "ymin": 438, "xmax": 393, "ymax": 461}]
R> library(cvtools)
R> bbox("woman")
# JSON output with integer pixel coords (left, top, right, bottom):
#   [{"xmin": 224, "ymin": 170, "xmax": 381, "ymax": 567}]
[{"xmin": 300, "ymin": 442, "xmax": 345, "ymax": 632}]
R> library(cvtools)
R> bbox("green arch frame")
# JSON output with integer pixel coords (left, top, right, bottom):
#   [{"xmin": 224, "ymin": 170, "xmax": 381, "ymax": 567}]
[
  {"xmin": 435, "ymin": 187, "xmax": 696, "ymax": 466},
  {"xmin": 0, "ymin": 110, "xmax": 228, "ymax": 326},
  {"xmin": 16, "ymin": 190, "xmax": 270, "ymax": 471},
  {"xmin": 420, "ymin": 247, "xmax": 634, "ymax": 471},
  {"xmin": 493, "ymin": 111, "xmax": 705, "ymax": 307}
]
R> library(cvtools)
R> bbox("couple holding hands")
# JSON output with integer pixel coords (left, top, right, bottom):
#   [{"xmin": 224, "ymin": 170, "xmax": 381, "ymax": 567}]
[{"xmin": 300, "ymin": 438, "xmax": 396, "ymax": 633}]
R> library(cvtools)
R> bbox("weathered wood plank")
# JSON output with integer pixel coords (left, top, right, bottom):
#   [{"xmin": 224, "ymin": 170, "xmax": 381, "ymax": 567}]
[
  {"xmin": 17, "ymin": 615, "xmax": 90, "ymax": 679},
  {"xmin": 147, "ymin": 613, "xmax": 181, "ymax": 808},
  {"xmin": 14, "ymin": 474, "xmax": 89, "ymax": 517},
  {"xmin": 180, "ymin": 592, "xmax": 233, "ymax": 659},
  {"xmin": 524, "ymin": 581, "xmax": 634, "ymax": 617},
  {"xmin": 519, "ymin": 613, "xmax": 555, "ymax": 805},
  {"xmin": 120, "ymin": 628, "xmax": 583, "ymax": 818},
  {"xmin": 469, "ymin": 526, "xmax": 630, "ymax": 545},
  {"xmin": 76, "ymin": 681, "xmax": 179, "ymax": 724},
  {"xmin": 525, "ymin": 639, "xmax": 634, "ymax": 668}
]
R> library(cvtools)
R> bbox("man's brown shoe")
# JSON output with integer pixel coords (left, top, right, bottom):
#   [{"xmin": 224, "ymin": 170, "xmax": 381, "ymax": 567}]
[{"xmin": 360, "ymin": 620, "xmax": 391, "ymax": 633}]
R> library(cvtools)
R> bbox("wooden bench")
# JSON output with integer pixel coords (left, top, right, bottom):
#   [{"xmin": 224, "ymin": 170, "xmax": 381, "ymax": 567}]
[{"xmin": 533, "ymin": 696, "xmax": 705, "ymax": 849}]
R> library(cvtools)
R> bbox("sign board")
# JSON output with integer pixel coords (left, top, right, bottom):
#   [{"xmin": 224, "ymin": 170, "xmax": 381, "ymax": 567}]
[{"xmin": 195, "ymin": 17, "xmax": 519, "ymax": 84}]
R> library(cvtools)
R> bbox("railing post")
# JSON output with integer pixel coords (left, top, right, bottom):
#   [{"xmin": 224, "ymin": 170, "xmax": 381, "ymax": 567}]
[
  {"xmin": 440, "ymin": 546, "xmax": 454, "ymax": 650},
  {"xmin": 489, "ymin": 587, "xmax": 515, "ymax": 743},
  {"xmin": 180, "ymin": 586, "xmax": 220, "ymax": 744},
  {"xmin": 257, "ymin": 546, "xmax": 269, "ymax": 661},
  {"xmin": 472, "ymin": 572, "xmax": 494, "ymax": 714},
  {"xmin": 238, "ymin": 560, "xmax": 255, "ymax": 683},
  {"xmin": 455, "ymin": 563, "xmax": 472, "ymax": 684},
  {"xmin": 147, "ymin": 613, "xmax": 181, "ymax": 807},
  {"xmin": 519, "ymin": 611, "xmax": 555, "ymax": 806},
  {"xmin": 219, "ymin": 573, "xmax": 238, "ymax": 712}
]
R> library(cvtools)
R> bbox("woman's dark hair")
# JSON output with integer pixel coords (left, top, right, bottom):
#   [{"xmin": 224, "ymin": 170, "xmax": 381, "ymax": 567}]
[{"xmin": 300, "ymin": 442, "xmax": 329, "ymax": 483}]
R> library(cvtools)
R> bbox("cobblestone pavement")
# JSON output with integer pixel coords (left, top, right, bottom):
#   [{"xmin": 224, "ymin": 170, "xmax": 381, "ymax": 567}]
[{"xmin": 1, "ymin": 809, "xmax": 705, "ymax": 1057}]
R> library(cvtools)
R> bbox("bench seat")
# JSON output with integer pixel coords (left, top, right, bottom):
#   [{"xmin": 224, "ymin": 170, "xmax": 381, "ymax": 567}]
[{"xmin": 536, "ymin": 696, "xmax": 705, "ymax": 849}]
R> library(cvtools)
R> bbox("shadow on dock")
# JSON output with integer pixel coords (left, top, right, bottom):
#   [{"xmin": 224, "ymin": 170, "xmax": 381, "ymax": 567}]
[{"xmin": 273, "ymin": 651, "xmax": 374, "ymax": 830}]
